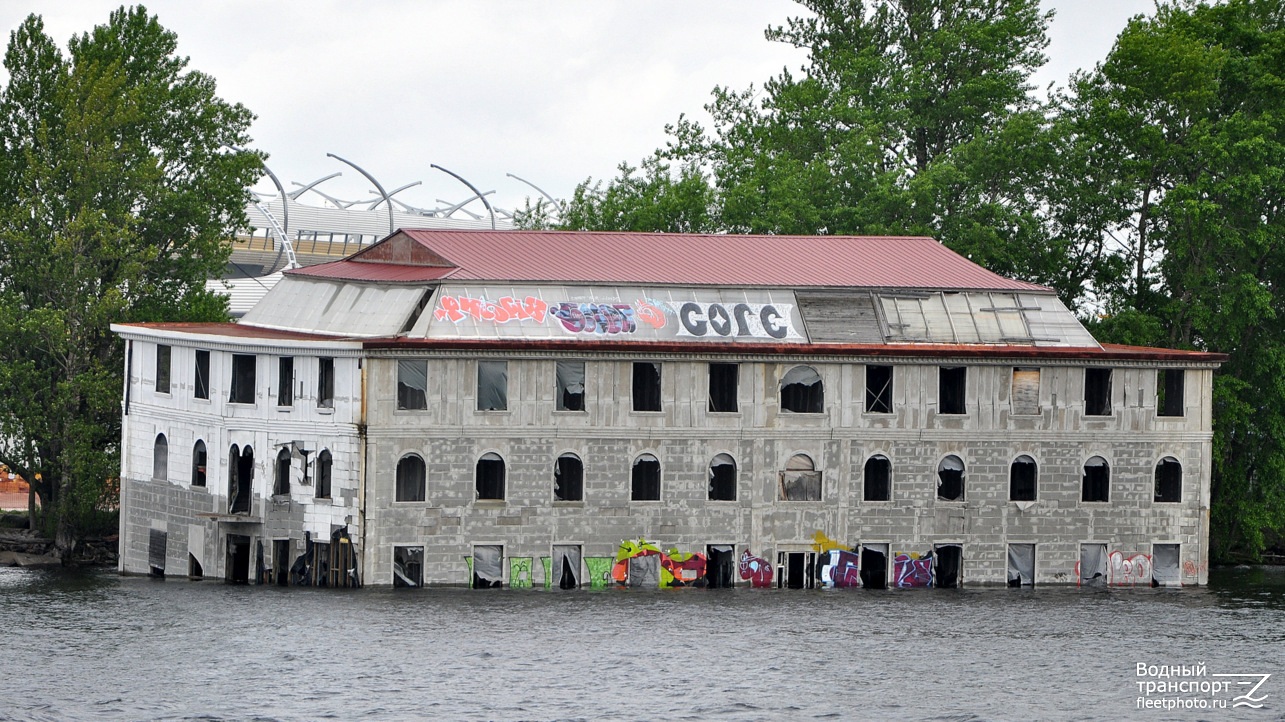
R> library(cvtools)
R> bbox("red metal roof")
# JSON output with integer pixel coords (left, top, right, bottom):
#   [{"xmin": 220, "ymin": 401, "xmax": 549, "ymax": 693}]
[
  {"xmin": 290, "ymin": 229, "xmax": 1049, "ymax": 291},
  {"xmin": 114, "ymin": 322, "xmax": 352, "ymax": 342}
]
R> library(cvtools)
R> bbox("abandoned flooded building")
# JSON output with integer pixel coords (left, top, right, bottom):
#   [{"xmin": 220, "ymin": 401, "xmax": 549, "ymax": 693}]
[{"xmin": 111, "ymin": 229, "xmax": 1224, "ymax": 589}]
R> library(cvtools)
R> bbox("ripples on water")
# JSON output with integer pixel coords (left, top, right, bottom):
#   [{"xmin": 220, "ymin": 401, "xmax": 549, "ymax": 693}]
[{"xmin": 1, "ymin": 567, "xmax": 1283, "ymax": 721}]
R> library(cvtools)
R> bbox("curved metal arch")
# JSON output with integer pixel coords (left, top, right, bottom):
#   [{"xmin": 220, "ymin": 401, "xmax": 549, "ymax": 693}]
[
  {"xmin": 328, "ymin": 153, "xmax": 396, "ymax": 235},
  {"xmin": 365, "ymin": 181, "xmax": 423, "ymax": 211},
  {"xmin": 288, "ymin": 172, "xmax": 343, "ymax": 201},
  {"xmin": 507, "ymin": 172, "xmax": 564, "ymax": 215},
  {"xmin": 432, "ymin": 164, "xmax": 496, "ymax": 230}
]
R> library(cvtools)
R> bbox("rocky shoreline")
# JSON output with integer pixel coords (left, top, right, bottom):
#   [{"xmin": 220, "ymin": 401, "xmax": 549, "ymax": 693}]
[{"xmin": 0, "ymin": 529, "xmax": 119, "ymax": 568}]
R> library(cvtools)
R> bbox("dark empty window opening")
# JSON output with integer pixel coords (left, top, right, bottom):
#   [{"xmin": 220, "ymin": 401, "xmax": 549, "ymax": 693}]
[
  {"xmin": 708, "ymin": 363, "xmax": 739, "ymax": 413},
  {"xmin": 556, "ymin": 360, "xmax": 585, "ymax": 411},
  {"xmin": 1011, "ymin": 367, "xmax": 1040, "ymax": 415},
  {"xmin": 229, "ymin": 354, "xmax": 256, "ymax": 404},
  {"xmin": 1082, "ymin": 456, "xmax": 1110, "ymax": 502},
  {"xmin": 153, "ymin": 434, "xmax": 168, "ymax": 482},
  {"xmin": 227, "ymin": 535, "xmax": 251, "ymax": 584},
  {"xmin": 706, "ymin": 545, "xmax": 735, "ymax": 588},
  {"xmin": 708, "ymin": 453, "xmax": 737, "ymax": 501},
  {"xmin": 937, "ymin": 455, "xmax": 965, "ymax": 501},
  {"xmin": 1085, "ymin": 368, "xmax": 1112, "ymax": 416},
  {"xmin": 1007, "ymin": 544, "xmax": 1035, "ymax": 587},
  {"xmin": 395, "ymin": 454, "xmax": 426, "ymax": 502},
  {"xmin": 397, "ymin": 360, "xmax": 428, "ymax": 410},
  {"xmin": 317, "ymin": 357, "xmax": 335, "ymax": 409},
  {"xmin": 779, "ymin": 453, "xmax": 821, "ymax": 501},
  {"xmin": 148, "ymin": 529, "xmax": 167, "ymax": 577},
  {"xmin": 939, "ymin": 366, "xmax": 967, "ymax": 415},
  {"xmin": 155, "ymin": 345, "xmax": 171, "ymax": 394},
  {"xmin": 315, "ymin": 449, "xmax": 332, "ymax": 499},
  {"xmin": 191, "ymin": 440, "xmax": 207, "ymax": 487},
  {"xmin": 188, "ymin": 553, "xmax": 204, "ymax": 580},
  {"xmin": 863, "ymin": 455, "xmax": 891, "ymax": 501},
  {"xmin": 277, "ymin": 357, "xmax": 294, "ymax": 406},
  {"xmin": 1158, "ymin": 369, "xmax": 1185, "ymax": 417},
  {"xmin": 228, "ymin": 445, "xmax": 253, "ymax": 514},
  {"xmin": 393, "ymin": 546, "xmax": 423, "ymax": 588},
  {"xmin": 477, "ymin": 360, "xmax": 508, "ymax": 411},
  {"xmin": 780, "ymin": 365, "xmax": 823, "ymax": 413},
  {"xmin": 777, "ymin": 551, "xmax": 817, "ymax": 589},
  {"xmin": 554, "ymin": 453, "xmax": 583, "ymax": 501},
  {"xmin": 472, "ymin": 545, "xmax": 503, "ymax": 589},
  {"xmin": 935, "ymin": 544, "xmax": 962, "ymax": 588},
  {"xmin": 194, "ymin": 349, "xmax": 210, "ymax": 400},
  {"xmin": 553, "ymin": 545, "xmax": 581, "ymax": 589},
  {"xmin": 1009, "ymin": 455, "xmax": 1037, "ymax": 501},
  {"xmin": 273, "ymin": 539, "xmax": 291, "ymax": 586},
  {"xmin": 476, "ymin": 453, "xmax": 506, "ymax": 500},
  {"xmin": 860, "ymin": 544, "xmax": 888, "ymax": 589},
  {"xmin": 865, "ymin": 365, "xmax": 893, "ymax": 413},
  {"xmin": 274, "ymin": 448, "xmax": 291, "ymax": 496},
  {"xmin": 631, "ymin": 454, "xmax": 661, "ymax": 501},
  {"xmin": 1155, "ymin": 457, "xmax": 1182, "ymax": 503},
  {"xmin": 632, "ymin": 362, "xmax": 662, "ymax": 412}
]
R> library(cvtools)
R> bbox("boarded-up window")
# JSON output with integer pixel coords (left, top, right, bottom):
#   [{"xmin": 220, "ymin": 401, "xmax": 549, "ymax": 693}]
[
  {"xmin": 1011, "ymin": 367, "xmax": 1040, "ymax": 415},
  {"xmin": 194, "ymin": 349, "xmax": 210, "ymax": 400},
  {"xmin": 708, "ymin": 453, "xmax": 736, "ymax": 501},
  {"xmin": 397, "ymin": 360, "xmax": 428, "ymax": 410},
  {"xmin": 395, "ymin": 454, "xmax": 425, "ymax": 502},
  {"xmin": 631, "ymin": 454, "xmax": 660, "ymax": 501},
  {"xmin": 315, "ymin": 449, "xmax": 332, "ymax": 499},
  {"xmin": 1007, "ymin": 544, "xmax": 1035, "ymax": 587},
  {"xmin": 155, "ymin": 345, "xmax": 171, "ymax": 394},
  {"xmin": 153, "ymin": 434, "xmax": 168, "ymax": 481},
  {"xmin": 1009, "ymin": 455, "xmax": 1037, "ymax": 501},
  {"xmin": 472, "ymin": 545, "xmax": 503, "ymax": 589},
  {"xmin": 277, "ymin": 357, "xmax": 294, "ymax": 406},
  {"xmin": 939, "ymin": 367, "xmax": 966, "ymax": 414},
  {"xmin": 937, "ymin": 455, "xmax": 965, "ymax": 501},
  {"xmin": 317, "ymin": 357, "xmax": 335, "ymax": 409},
  {"xmin": 552, "ymin": 545, "xmax": 581, "ymax": 589},
  {"xmin": 1155, "ymin": 457, "xmax": 1182, "ymax": 502},
  {"xmin": 1080, "ymin": 543, "xmax": 1108, "ymax": 584},
  {"xmin": 708, "ymin": 363, "xmax": 739, "ymax": 413},
  {"xmin": 191, "ymin": 440, "xmax": 207, "ymax": 487},
  {"xmin": 229, "ymin": 354, "xmax": 256, "ymax": 404},
  {"xmin": 781, "ymin": 365, "xmax": 823, "ymax": 413},
  {"xmin": 632, "ymin": 362, "xmax": 662, "ymax": 411},
  {"xmin": 554, "ymin": 453, "xmax": 583, "ymax": 501},
  {"xmin": 863, "ymin": 454, "xmax": 891, "ymax": 501},
  {"xmin": 393, "ymin": 546, "xmax": 423, "ymax": 588},
  {"xmin": 148, "ymin": 529, "xmax": 167, "ymax": 576},
  {"xmin": 476, "ymin": 453, "xmax": 506, "ymax": 500},
  {"xmin": 1082, "ymin": 456, "xmax": 1109, "ymax": 502},
  {"xmin": 1158, "ymin": 369, "xmax": 1185, "ymax": 417},
  {"xmin": 1085, "ymin": 368, "xmax": 1112, "ymax": 416},
  {"xmin": 865, "ymin": 365, "xmax": 893, "ymax": 414},
  {"xmin": 779, "ymin": 453, "xmax": 821, "ymax": 501},
  {"xmin": 477, "ymin": 360, "xmax": 508, "ymax": 411},
  {"xmin": 556, "ymin": 361, "xmax": 585, "ymax": 411},
  {"xmin": 274, "ymin": 448, "xmax": 291, "ymax": 496},
  {"xmin": 1152, "ymin": 544, "xmax": 1180, "ymax": 586}
]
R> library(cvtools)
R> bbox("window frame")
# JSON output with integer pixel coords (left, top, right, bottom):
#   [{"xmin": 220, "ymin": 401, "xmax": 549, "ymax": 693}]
[
  {"xmin": 864, "ymin": 365, "xmax": 893, "ymax": 414},
  {"xmin": 193, "ymin": 349, "xmax": 210, "ymax": 400},
  {"xmin": 476, "ymin": 360, "xmax": 509, "ymax": 412},
  {"xmin": 554, "ymin": 453, "xmax": 584, "ymax": 502},
  {"xmin": 708, "ymin": 453, "xmax": 737, "ymax": 501},
  {"xmin": 631, "ymin": 453, "xmax": 661, "ymax": 501},
  {"xmin": 152, "ymin": 433, "xmax": 168, "ymax": 482},
  {"xmin": 1081, "ymin": 456, "xmax": 1110, "ymax": 503},
  {"xmin": 394, "ymin": 454, "xmax": 427, "ymax": 503},
  {"xmin": 1154, "ymin": 457, "xmax": 1183, "ymax": 503},
  {"xmin": 708, "ymin": 363, "xmax": 739, "ymax": 413},
  {"xmin": 555, "ymin": 360, "xmax": 586, "ymax": 412},
  {"xmin": 277, "ymin": 356, "xmax": 294, "ymax": 407},
  {"xmin": 315, "ymin": 449, "xmax": 333, "ymax": 500},
  {"xmin": 631, "ymin": 362, "xmax": 662, "ymax": 412},
  {"xmin": 780, "ymin": 365, "xmax": 824, "ymax": 414},
  {"xmin": 476, "ymin": 452, "xmax": 507, "ymax": 501},
  {"xmin": 1084, "ymin": 368, "xmax": 1113, "ymax": 416},
  {"xmin": 274, "ymin": 447, "xmax": 291, "ymax": 496},
  {"xmin": 1158, "ymin": 369, "xmax": 1185, "ymax": 417},
  {"xmin": 229, "ymin": 354, "xmax": 257, "ymax": 405},
  {"xmin": 938, "ymin": 366, "xmax": 967, "ymax": 415},
  {"xmin": 1009, "ymin": 455, "xmax": 1038, "ymax": 502},
  {"xmin": 317, "ymin": 357, "xmax": 335, "ymax": 409},
  {"xmin": 863, "ymin": 454, "xmax": 892, "ymax": 502},
  {"xmin": 397, "ymin": 359, "xmax": 429, "ymax": 411},
  {"xmin": 155, "ymin": 344, "xmax": 171, "ymax": 395},
  {"xmin": 191, "ymin": 440, "xmax": 207, "ymax": 488}
]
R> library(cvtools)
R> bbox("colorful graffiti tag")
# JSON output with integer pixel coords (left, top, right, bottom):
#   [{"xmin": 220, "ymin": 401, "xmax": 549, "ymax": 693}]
[
  {"xmin": 1108, "ymin": 551, "xmax": 1152, "ymax": 587},
  {"xmin": 661, "ymin": 550, "xmax": 708, "ymax": 588},
  {"xmin": 509, "ymin": 557, "xmax": 534, "ymax": 588},
  {"xmin": 675, "ymin": 301, "xmax": 797, "ymax": 340},
  {"xmin": 435, "ymin": 295, "xmax": 549, "ymax": 324},
  {"xmin": 584, "ymin": 557, "xmax": 613, "ymax": 589},
  {"xmin": 552, "ymin": 303, "xmax": 638, "ymax": 335},
  {"xmin": 820, "ymin": 549, "xmax": 862, "ymax": 588},
  {"xmin": 738, "ymin": 549, "xmax": 774, "ymax": 587},
  {"xmin": 894, "ymin": 552, "xmax": 934, "ymax": 588}
]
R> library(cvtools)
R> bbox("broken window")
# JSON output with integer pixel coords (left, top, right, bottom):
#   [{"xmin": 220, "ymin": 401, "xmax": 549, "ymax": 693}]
[
  {"xmin": 631, "ymin": 453, "xmax": 661, "ymax": 501},
  {"xmin": 395, "ymin": 454, "xmax": 426, "ymax": 502},
  {"xmin": 1007, "ymin": 544, "xmax": 1035, "ymax": 587},
  {"xmin": 274, "ymin": 448, "xmax": 291, "ymax": 496},
  {"xmin": 1009, "ymin": 455, "xmax": 1037, "ymax": 501},
  {"xmin": 1084, "ymin": 368, "xmax": 1112, "ymax": 416},
  {"xmin": 397, "ymin": 360, "xmax": 428, "ymax": 410},
  {"xmin": 477, "ymin": 360, "xmax": 508, "ymax": 411},
  {"xmin": 228, "ymin": 444, "xmax": 253, "ymax": 514},
  {"xmin": 149, "ymin": 528, "xmax": 167, "ymax": 577},
  {"xmin": 776, "ymin": 551, "xmax": 817, "ymax": 589},
  {"xmin": 865, "ymin": 365, "xmax": 893, "ymax": 414},
  {"xmin": 860, "ymin": 544, "xmax": 889, "ymax": 589},
  {"xmin": 1154, "ymin": 457, "xmax": 1182, "ymax": 503},
  {"xmin": 937, "ymin": 455, "xmax": 965, "ymax": 501},
  {"xmin": 476, "ymin": 452, "xmax": 506, "ymax": 500},
  {"xmin": 317, "ymin": 357, "xmax": 335, "ymax": 409},
  {"xmin": 705, "ymin": 545, "xmax": 735, "ymax": 588},
  {"xmin": 194, "ymin": 349, "xmax": 210, "ymax": 400},
  {"xmin": 935, "ymin": 544, "xmax": 962, "ymax": 588},
  {"xmin": 555, "ymin": 360, "xmax": 585, "ymax": 411},
  {"xmin": 277, "ymin": 357, "xmax": 294, "ymax": 406},
  {"xmin": 779, "ymin": 453, "xmax": 822, "ymax": 501},
  {"xmin": 188, "ymin": 553, "xmax": 203, "ymax": 579},
  {"xmin": 1011, "ymin": 367, "xmax": 1040, "ymax": 415},
  {"xmin": 708, "ymin": 453, "xmax": 737, "ymax": 501},
  {"xmin": 472, "ymin": 545, "xmax": 503, "ymax": 588},
  {"xmin": 939, "ymin": 366, "xmax": 967, "ymax": 414},
  {"xmin": 632, "ymin": 361, "xmax": 662, "ymax": 411},
  {"xmin": 273, "ymin": 539, "xmax": 291, "ymax": 586},
  {"xmin": 315, "ymin": 449, "xmax": 332, "ymax": 499},
  {"xmin": 153, "ymin": 433, "xmax": 168, "ymax": 481},
  {"xmin": 1152, "ymin": 544, "xmax": 1181, "ymax": 587},
  {"xmin": 780, "ymin": 365, "xmax": 823, "ymax": 413},
  {"xmin": 552, "ymin": 545, "xmax": 581, "ymax": 589},
  {"xmin": 708, "ymin": 362, "xmax": 739, "ymax": 413},
  {"xmin": 863, "ymin": 454, "xmax": 891, "ymax": 501},
  {"xmin": 227, "ymin": 534, "xmax": 251, "ymax": 584},
  {"xmin": 554, "ymin": 453, "xmax": 583, "ymax": 501},
  {"xmin": 1082, "ymin": 456, "xmax": 1110, "ymax": 502},
  {"xmin": 1079, "ymin": 543, "xmax": 1108, "ymax": 585},
  {"xmin": 393, "ymin": 546, "xmax": 423, "ymax": 588},
  {"xmin": 1158, "ymin": 369, "xmax": 1185, "ymax": 417},
  {"xmin": 155, "ymin": 344, "xmax": 171, "ymax": 394},
  {"xmin": 191, "ymin": 440, "xmax": 207, "ymax": 487},
  {"xmin": 229, "ymin": 354, "xmax": 256, "ymax": 404}
]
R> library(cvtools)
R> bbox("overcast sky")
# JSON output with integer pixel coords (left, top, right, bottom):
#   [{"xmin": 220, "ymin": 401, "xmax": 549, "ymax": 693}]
[{"xmin": 4, "ymin": 1, "xmax": 1156, "ymax": 217}]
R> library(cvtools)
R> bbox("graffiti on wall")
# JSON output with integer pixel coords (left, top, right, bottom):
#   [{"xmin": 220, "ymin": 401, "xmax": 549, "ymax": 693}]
[
  {"xmin": 584, "ymin": 557, "xmax": 613, "ymax": 589},
  {"xmin": 435, "ymin": 295, "xmax": 549, "ymax": 324},
  {"xmin": 894, "ymin": 551, "xmax": 934, "ymax": 588},
  {"xmin": 1108, "ymin": 551, "xmax": 1152, "ymax": 587},
  {"xmin": 552, "ymin": 303, "xmax": 639, "ymax": 335},
  {"xmin": 675, "ymin": 301, "xmax": 794, "ymax": 340},
  {"xmin": 820, "ymin": 549, "xmax": 862, "ymax": 588},
  {"xmin": 509, "ymin": 557, "xmax": 533, "ymax": 588},
  {"xmin": 738, "ymin": 549, "xmax": 774, "ymax": 587},
  {"xmin": 661, "ymin": 550, "xmax": 707, "ymax": 588}
]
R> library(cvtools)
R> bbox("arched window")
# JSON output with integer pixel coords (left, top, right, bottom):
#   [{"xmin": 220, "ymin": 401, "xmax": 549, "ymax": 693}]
[
  {"xmin": 708, "ymin": 453, "xmax": 736, "ymax": 501},
  {"xmin": 780, "ymin": 366, "xmax": 823, "ymax": 413},
  {"xmin": 476, "ymin": 452, "xmax": 506, "ymax": 500},
  {"xmin": 229, "ymin": 445, "xmax": 253, "ymax": 514},
  {"xmin": 554, "ymin": 453, "xmax": 583, "ymax": 501},
  {"xmin": 395, "ymin": 454, "xmax": 426, "ymax": 502},
  {"xmin": 1155, "ymin": 457, "xmax": 1182, "ymax": 502},
  {"xmin": 152, "ymin": 434, "xmax": 168, "ymax": 481},
  {"xmin": 937, "ymin": 455, "xmax": 965, "ymax": 501},
  {"xmin": 191, "ymin": 440, "xmax": 207, "ymax": 487},
  {"xmin": 274, "ymin": 448, "xmax": 291, "ymax": 496},
  {"xmin": 863, "ymin": 454, "xmax": 891, "ymax": 501},
  {"xmin": 779, "ymin": 453, "xmax": 821, "ymax": 501},
  {"xmin": 1010, "ymin": 455, "xmax": 1037, "ymax": 501},
  {"xmin": 315, "ymin": 449, "xmax": 332, "ymax": 499},
  {"xmin": 631, "ymin": 453, "xmax": 660, "ymax": 501},
  {"xmin": 1082, "ymin": 456, "xmax": 1109, "ymax": 502}
]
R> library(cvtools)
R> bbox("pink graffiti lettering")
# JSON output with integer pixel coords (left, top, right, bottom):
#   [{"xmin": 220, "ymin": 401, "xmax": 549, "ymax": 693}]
[
  {"xmin": 634, "ymin": 299, "xmax": 667, "ymax": 329},
  {"xmin": 553, "ymin": 302, "xmax": 638, "ymax": 335},
  {"xmin": 894, "ymin": 553, "xmax": 933, "ymax": 588},
  {"xmin": 434, "ymin": 295, "xmax": 549, "ymax": 325},
  {"xmin": 1108, "ymin": 551, "xmax": 1152, "ymax": 587},
  {"xmin": 738, "ymin": 549, "xmax": 773, "ymax": 588}
]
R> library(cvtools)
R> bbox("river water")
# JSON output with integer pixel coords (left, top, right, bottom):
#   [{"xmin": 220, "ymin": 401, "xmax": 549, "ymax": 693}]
[{"xmin": 1, "ymin": 566, "xmax": 1282, "ymax": 722}]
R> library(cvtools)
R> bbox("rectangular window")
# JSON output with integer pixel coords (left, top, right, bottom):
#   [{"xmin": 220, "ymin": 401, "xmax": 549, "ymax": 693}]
[
  {"xmin": 708, "ymin": 363, "xmax": 738, "ymax": 413},
  {"xmin": 155, "ymin": 345, "xmax": 171, "ymax": 394},
  {"xmin": 1085, "ymin": 368, "xmax": 1112, "ymax": 416},
  {"xmin": 472, "ymin": 545, "xmax": 503, "ymax": 589},
  {"xmin": 477, "ymin": 360, "xmax": 508, "ymax": 411},
  {"xmin": 632, "ymin": 362, "xmax": 662, "ymax": 412},
  {"xmin": 1158, "ymin": 369, "xmax": 1185, "ymax": 417},
  {"xmin": 229, "ymin": 354, "xmax": 256, "ymax": 404},
  {"xmin": 1007, "ymin": 544, "xmax": 1035, "ymax": 587},
  {"xmin": 393, "ymin": 546, "xmax": 423, "ymax": 588},
  {"xmin": 397, "ymin": 360, "xmax": 428, "ymax": 410},
  {"xmin": 865, "ymin": 365, "xmax": 893, "ymax": 414},
  {"xmin": 317, "ymin": 357, "xmax": 334, "ymax": 408},
  {"xmin": 555, "ymin": 360, "xmax": 585, "ymax": 411},
  {"xmin": 1011, "ymin": 367, "xmax": 1040, "ymax": 415},
  {"xmin": 277, "ymin": 357, "xmax": 294, "ymax": 407},
  {"xmin": 194, "ymin": 350, "xmax": 210, "ymax": 400},
  {"xmin": 1152, "ymin": 544, "xmax": 1180, "ymax": 586},
  {"xmin": 939, "ymin": 366, "xmax": 967, "ymax": 415}
]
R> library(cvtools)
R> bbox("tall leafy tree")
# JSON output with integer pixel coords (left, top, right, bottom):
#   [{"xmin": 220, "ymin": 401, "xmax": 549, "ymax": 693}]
[{"xmin": 0, "ymin": 7, "xmax": 262, "ymax": 560}]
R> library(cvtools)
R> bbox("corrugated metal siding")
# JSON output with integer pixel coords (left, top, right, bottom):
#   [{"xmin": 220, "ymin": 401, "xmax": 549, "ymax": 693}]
[
  {"xmin": 241, "ymin": 276, "xmax": 430, "ymax": 337},
  {"xmin": 206, "ymin": 272, "xmax": 282, "ymax": 318},
  {"xmin": 878, "ymin": 292, "xmax": 1100, "ymax": 348}
]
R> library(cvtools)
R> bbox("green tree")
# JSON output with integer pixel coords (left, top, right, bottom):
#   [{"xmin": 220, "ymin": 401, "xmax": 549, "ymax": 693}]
[{"xmin": 0, "ymin": 7, "xmax": 262, "ymax": 560}]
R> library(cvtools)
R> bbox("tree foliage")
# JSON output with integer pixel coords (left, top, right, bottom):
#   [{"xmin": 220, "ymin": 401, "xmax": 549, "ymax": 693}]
[{"xmin": 0, "ymin": 6, "xmax": 262, "ymax": 558}]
